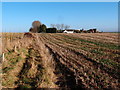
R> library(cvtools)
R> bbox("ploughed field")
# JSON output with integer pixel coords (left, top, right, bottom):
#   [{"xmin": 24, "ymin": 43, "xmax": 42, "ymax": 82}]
[{"xmin": 1, "ymin": 33, "xmax": 120, "ymax": 89}]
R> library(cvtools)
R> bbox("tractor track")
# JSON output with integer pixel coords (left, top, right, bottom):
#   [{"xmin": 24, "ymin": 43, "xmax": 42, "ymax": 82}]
[{"xmin": 45, "ymin": 44, "xmax": 85, "ymax": 89}]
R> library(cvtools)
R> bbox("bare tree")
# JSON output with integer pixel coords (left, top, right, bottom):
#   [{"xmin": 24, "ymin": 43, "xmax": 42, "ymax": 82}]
[
  {"xmin": 50, "ymin": 23, "xmax": 70, "ymax": 30},
  {"xmin": 61, "ymin": 24, "xmax": 65, "ymax": 30},
  {"xmin": 56, "ymin": 24, "xmax": 61, "ymax": 30},
  {"xmin": 64, "ymin": 25, "xmax": 70, "ymax": 30},
  {"xmin": 50, "ymin": 24, "xmax": 56, "ymax": 28}
]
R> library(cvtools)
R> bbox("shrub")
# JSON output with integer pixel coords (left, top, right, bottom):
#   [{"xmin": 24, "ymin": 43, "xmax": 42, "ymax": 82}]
[
  {"xmin": 46, "ymin": 28, "xmax": 57, "ymax": 33},
  {"xmin": 39, "ymin": 24, "xmax": 47, "ymax": 33}
]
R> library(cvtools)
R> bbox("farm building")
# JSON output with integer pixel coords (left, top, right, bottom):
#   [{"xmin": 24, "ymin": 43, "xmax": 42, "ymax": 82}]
[
  {"xmin": 63, "ymin": 29, "xmax": 75, "ymax": 33},
  {"xmin": 87, "ymin": 29, "xmax": 99, "ymax": 33}
]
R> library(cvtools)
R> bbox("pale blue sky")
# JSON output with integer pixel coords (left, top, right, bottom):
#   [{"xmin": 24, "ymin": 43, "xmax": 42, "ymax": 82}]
[
  {"xmin": 1, "ymin": 0, "xmax": 119, "ymax": 2},
  {"xmin": 2, "ymin": 2, "xmax": 118, "ymax": 32},
  {"xmin": 0, "ymin": 2, "xmax": 2, "ymax": 32}
]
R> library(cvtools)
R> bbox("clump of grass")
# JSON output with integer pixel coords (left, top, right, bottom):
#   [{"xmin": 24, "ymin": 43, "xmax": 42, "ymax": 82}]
[
  {"xmin": 3, "ymin": 67, "xmax": 14, "ymax": 73},
  {"xmin": 7, "ymin": 49, "xmax": 14, "ymax": 55},
  {"xmin": 22, "ymin": 77, "xmax": 33, "ymax": 84},
  {"xmin": 99, "ymin": 59, "xmax": 119, "ymax": 69},
  {"xmin": 99, "ymin": 59, "xmax": 111, "ymax": 65},
  {"xmin": 4, "ymin": 55, "xmax": 23, "ymax": 70},
  {"xmin": 0, "ymin": 54, "xmax": 2, "ymax": 58},
  {"xmin": 2, "ymin": 74, "xmax": 17, "ymax": 87},
  {"xmin": 19, "ymin": 84, "xmax": 32, "ymax": 89},
  {"xmin": 2, "ymin": 47, "xmax": 28, "ymax": 87},
  {"xmin": 90, "ymin": 49, "xmax": 105, "ymax": 55}
]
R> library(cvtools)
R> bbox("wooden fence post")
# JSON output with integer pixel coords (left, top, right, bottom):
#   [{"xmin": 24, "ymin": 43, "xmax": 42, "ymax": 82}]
[{"xmin": 2, "ymin": 53, "xmax": 4, "ymax": 62}]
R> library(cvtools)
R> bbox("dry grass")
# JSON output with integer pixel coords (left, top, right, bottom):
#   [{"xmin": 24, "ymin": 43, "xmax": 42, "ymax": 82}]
[
  {"xmin": 2, "ymin": 33, "xmax": 58, "ymax": 88},
  {"xmin": 1, "ymin": 32, "xmax": 120, "ymax": 89}
]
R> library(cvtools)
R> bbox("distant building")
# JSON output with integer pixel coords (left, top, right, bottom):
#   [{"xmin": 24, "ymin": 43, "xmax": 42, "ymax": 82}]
[
  {"xmin": 63, "ymin": 28, "xmax": 99, "ymax": 33},
  {"xmin": 63, "ymin": 29, "xmax": 74, "ymax": 33},
  {"xmin": 87, "ymin": 29, "xmax": 99, "ymax": 33}
]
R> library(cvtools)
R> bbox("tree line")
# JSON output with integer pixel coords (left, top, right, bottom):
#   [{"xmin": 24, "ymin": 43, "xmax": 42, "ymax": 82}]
[
  {"xmin": 29, "ymin": 21, "xmax": 70, "ymax": 33},
  {"xmin": 29, "ymin": 20, "xmax": 99, "ymax": 33}
]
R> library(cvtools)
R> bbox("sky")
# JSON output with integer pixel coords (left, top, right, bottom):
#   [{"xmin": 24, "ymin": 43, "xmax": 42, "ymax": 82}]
[
  {"xmin": 0, "ymin": 2, "xmax": 2, "ymax": 32},
  {"xmin": 1, "ymin": 0, "xmax": 119, "ymax": 2},
  {"xmin": 2, "ymin": 2, "xmax": 118, "ymax": 32}
]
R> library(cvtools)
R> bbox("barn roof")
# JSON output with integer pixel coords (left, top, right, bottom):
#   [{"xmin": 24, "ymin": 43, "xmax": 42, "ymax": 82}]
[{"xmin": 64, "ymin": 29, "xmax": 75, "ymax": 31}]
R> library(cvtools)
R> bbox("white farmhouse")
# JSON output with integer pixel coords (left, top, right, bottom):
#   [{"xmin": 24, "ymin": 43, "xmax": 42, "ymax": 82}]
[{"xmin": 63, "ymin": 29, "xmax": 74, "ymax": 33}]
